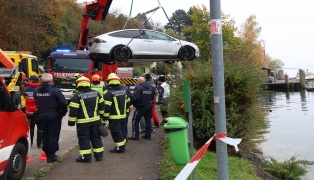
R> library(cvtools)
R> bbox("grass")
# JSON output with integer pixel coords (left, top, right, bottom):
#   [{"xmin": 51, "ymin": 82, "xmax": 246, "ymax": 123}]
[{"xmin": 159, "ymin": 139, "xmax": 261, "ymax": 180}]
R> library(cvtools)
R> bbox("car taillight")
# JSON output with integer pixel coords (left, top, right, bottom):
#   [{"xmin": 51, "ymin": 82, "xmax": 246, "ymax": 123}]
[{"xmin": 94, "ymin": 39, "xmax": 106, "ymax": 43}]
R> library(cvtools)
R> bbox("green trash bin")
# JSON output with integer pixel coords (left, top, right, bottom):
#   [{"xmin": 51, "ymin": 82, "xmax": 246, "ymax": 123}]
[{"xmin": 164, "ymin": 117, "xmax": 190, "ymax": 165}]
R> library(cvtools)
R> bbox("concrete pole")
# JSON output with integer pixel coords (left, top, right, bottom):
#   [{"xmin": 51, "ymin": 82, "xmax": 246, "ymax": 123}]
[{"xmin": 210, "ymin": 0, "xmax": 229, "ymax": 179}]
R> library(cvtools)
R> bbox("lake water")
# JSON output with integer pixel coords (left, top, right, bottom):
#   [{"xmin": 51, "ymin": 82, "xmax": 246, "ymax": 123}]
[{"xmin": 260, "ymin": 90, "xmax": 314, "ymax": 179}]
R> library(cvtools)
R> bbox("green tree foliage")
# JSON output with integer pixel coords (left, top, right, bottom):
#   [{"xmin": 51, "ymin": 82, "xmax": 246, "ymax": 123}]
[
  {"xmin": 182, "ymin": 5, "xmax": 211, "ymax": 62},
  {"xmin": 169, "ymin": 59, "xmax": 266, "ymax": 152},
  {"xmin": 169, "ymin": 6, "xmax": 268, "ymax": 153},
  {"xmin": 55, "ymin": 0, "xmax": 84, "ymax": 49},
  {"xmin": 164, "ymin": 9, "xmax": 190, "ymax": 35},
  {"xmin": 155, "ymin": 62, "xmax": 171, "ymax": 75},
  {"xmin": 0, "ymin": 0, "xmax": 59, "ymax": 57}
]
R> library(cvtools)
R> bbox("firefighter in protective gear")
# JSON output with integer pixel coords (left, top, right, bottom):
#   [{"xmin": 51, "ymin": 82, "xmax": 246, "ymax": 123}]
[
  {"xmin": 91, "ymin": 74, "xmax": 108, "ymax": 97},
  {"xmin": 68, "ymin": 76, "xmax": 105, "ymax": 162},
  {"xmin": 103, "ymin": 73, "xmax": 131, "ymax": 153}
]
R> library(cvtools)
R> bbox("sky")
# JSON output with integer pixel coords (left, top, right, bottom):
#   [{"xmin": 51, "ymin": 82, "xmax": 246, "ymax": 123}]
[{"xmin": 77, "ymin": 0, "xmax": 314, "ymax": 77}]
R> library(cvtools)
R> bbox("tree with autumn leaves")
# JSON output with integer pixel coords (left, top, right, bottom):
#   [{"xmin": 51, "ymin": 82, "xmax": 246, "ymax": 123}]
[
  {"xmin": 0, "ymin": 0, "xmax": 139, "ymax": 58},
  {"xmin": 167, "ymin": 5, "xmax": 276, "ymax": 153}
]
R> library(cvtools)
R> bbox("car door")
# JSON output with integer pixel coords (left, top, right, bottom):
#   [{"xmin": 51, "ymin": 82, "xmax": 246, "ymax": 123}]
[
  {"xmin": 119, "ymin": 30, "xmax": 150, "ymax": 56},
  {"xmin": 145, "ymin": 30, "xmax": 177, "ymax": 56}
]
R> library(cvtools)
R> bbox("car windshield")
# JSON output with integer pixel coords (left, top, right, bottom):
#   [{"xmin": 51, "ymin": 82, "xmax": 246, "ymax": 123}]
[{"xmin": 50, "ymin": 58, "xmax": 89, "ymax": 73}]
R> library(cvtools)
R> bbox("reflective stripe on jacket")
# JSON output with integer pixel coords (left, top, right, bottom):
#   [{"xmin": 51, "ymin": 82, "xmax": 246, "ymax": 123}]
[
  {"xmin": 103, "ymin": 85, "xmax": 130, "ymax": 120},
  {"xmin": 68, "ymin": 88, "xmax": 105, "ymax": 125}
]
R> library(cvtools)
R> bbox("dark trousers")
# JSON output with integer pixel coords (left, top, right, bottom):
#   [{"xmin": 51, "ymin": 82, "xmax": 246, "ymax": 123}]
[
  {"xmin": 77, "ymin": 123, "xmax": 104, "ymax": 159},
  {"xmin": 109, "ymin": 119, "xmax": 126, "ymax": 147},
  {"xmin": 131, "ymin": 109, "xmax": 138, "ymax": 138},
  {"xmin": 134, "ymin": 105, "xmax": 152, "ymax": 138},
  {"xmin": 160, "ymin": 98, "xmax": 169, "ymax": 121},
  {"xmin": 122, "ymin": 112, "xmax": 130, "ymax": 140},
  {"xmin": 38, "ymin": 112, "xmax": 62, "ymax": 155},
  {"xmin": 27, "ymin": 115, "xmax": 43, "ymax": 147}
]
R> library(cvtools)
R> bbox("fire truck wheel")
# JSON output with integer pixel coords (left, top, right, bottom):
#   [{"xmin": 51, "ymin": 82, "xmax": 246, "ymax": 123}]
[
  {"xmin": 6, "ymin": 142, "xmax": 27, "ymax": 180},
  {"xmin": 112, "ymin": 45, "xmax": 131, "ymax": 61}
]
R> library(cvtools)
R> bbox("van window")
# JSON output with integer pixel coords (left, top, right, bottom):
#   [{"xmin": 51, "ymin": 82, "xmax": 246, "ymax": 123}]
[{"xmin": 31, "ymin": 59, "xmax": 39, "ymax": 73}]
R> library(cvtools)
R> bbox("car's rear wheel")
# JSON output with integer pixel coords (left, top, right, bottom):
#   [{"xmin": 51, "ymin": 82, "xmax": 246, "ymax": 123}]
[
  {"xmin": 5, "ymin": 142, "xmax": 27, "ymax": 180},
  {"xmin": 112, "ymin": 46, "xmax": 131, "ymax": 61},
  {"xmin": 178, "ymin": 46, "xmax": 195, "ymax": 61}
]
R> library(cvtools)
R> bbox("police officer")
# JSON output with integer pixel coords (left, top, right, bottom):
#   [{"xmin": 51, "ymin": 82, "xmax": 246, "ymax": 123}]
[
  {"xmin": 145, "ymin": 74, "xmax": 160, "ymax": 128},
  {"xmin": 34, "ymin": 73, "xmax": 68, "ymax": 163},
  {"xmin": 91, "ymin": 74, "xmax": 108, "ymax": 97},
  {"xmin": 103, "ymin": 73, "xmax": 131, "ymax": 153},
  {"xmin": 157, "ymin": 75, "xmax": 170, "ymax": 126},
  {"xmin": 23, "ymin": 75, "xmax": 42, "ymax": 147},
  {"xmin": 68, "ymin": 76, "xmax": 105, "ymax": 163},
  {"xmin": 129, "ymin": 77, "xmax": 154, "ymax": 140}
]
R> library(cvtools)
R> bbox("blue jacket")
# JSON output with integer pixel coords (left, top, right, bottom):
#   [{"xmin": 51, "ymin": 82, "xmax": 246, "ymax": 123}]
[
  {"xmin": 34, "ymin": 83, "xmax": 67, "ymax": 116},
  {"xmin": 134, "ymin": 82, "xmax": 154, "ymax": 108}
]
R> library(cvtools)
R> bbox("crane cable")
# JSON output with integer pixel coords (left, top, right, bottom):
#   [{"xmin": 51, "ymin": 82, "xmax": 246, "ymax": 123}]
[
  {"xmin": 122, "ymin": 0, "xmax": 184, "ymax": 54},
  {"xmin": 123, "ymin": 0, "xmax": 134, "ymax": 29},
  {"xmin": 156, "ymin": 0, "xmax": 183, "ymax": 46}
]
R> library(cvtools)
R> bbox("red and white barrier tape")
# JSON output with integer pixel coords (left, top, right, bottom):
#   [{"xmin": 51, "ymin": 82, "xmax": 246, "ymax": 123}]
[{"xmin": 175, "ymin": 133, "xmax": 242, "ymax": 180}]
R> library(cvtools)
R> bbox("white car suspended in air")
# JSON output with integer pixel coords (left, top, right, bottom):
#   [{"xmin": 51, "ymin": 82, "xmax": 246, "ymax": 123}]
[{"xmin": 88, "ymin": 29, "xmax": 200, "ymax": 63}]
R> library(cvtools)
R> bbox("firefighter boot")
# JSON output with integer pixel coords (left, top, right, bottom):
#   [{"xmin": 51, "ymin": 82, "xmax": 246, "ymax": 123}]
[
  {"xmin": 76, "ymin": 155, "xmax": 92, "ymax": 163},
  {"xmin": 47, "ymin": 154, "xmax": 59, "ymax": 163},
  {"xmin": 110, "ymin": 146, "xmax": 125, "ymax": 153}
]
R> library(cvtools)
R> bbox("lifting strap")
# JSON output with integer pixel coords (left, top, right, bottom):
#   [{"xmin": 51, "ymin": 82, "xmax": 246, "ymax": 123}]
[
  {"xmin": 122, "ymin": 0, "xmax": 183, "ymax": 47},
  {"xmin": 156, "ymin": 0, "xmax": 183, "ymax": 46}
]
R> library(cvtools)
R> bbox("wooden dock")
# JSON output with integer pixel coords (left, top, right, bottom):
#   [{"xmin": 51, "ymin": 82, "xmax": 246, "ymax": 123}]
[
  {"xmin": 262, "ymin": 79, "xmax": 302, "ymax": 92},
  {"xmin": 305, "ymin": 80, "xmax": 314, "ymax": 91}
]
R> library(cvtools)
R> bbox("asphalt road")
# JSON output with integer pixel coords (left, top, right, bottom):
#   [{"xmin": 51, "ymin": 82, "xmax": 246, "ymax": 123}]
[{"xmin": 22, "ymin": 107, "xmax": 164, "ymax": 180}]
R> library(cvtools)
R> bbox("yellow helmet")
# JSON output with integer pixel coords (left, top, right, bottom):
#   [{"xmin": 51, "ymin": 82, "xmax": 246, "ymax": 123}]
[
  {"xmin": 76, "ymin": 76, "xmax": 90, "ymax": 87},
  {"xmin": 107, "ymin": 73, "xmax": 120, "ymax": 85},
  {"xmin": 74, "ymin": 73, "xmax": 80, "ymax": 78}
]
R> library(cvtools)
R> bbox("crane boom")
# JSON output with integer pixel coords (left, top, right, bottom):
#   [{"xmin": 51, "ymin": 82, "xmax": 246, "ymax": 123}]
[{"xmin": 78, "ymin": 0, "xmax": 113, "ymax": 50}]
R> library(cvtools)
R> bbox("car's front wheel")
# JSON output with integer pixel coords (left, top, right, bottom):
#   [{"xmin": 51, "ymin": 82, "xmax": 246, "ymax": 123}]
[
  {"xmin": 112, "ymin": 46, "xmax": 131, "ymax": 61},
  {"xmin": 178, "ymin": 46, "xmax": 195, "ymax": 61},
  {"xmin": 5, "ymin": 142, "xmax": 27, "ymax": 180}
]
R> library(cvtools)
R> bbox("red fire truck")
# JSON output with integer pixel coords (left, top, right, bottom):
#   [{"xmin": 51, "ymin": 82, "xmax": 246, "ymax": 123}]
[{"xmin": 0, "ymin": 49, "xmax": 30, "ymax": 180}]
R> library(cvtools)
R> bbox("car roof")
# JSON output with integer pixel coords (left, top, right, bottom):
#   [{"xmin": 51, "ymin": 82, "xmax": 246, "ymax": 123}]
[{"xmin": 105, "ymin": 29, "xmax": 172, "ymax": 37}]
